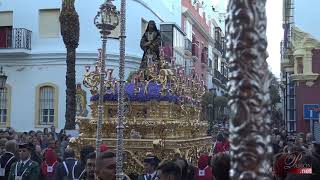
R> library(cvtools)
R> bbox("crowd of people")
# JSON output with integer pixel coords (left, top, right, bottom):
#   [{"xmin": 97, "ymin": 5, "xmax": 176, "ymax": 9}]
[{"xmin": 0, "ymin": 126, "xmax": 319, "ymax": 180}]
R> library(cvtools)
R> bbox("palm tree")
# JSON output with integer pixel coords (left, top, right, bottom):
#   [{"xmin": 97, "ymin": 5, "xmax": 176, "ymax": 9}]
[{"xmin": 59, "ymin": 0, "xmax": 80, "ymax": 129}]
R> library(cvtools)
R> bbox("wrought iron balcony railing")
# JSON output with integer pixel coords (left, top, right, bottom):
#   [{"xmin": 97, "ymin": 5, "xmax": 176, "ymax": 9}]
[
  {"xmin": 214, "ymin": 69, "xmax": 228, "ymax": 85},
  {"xmin": 0, "ymin": 28, "xmax": 32, "ymax": 50},
  {"xmin": 215, "ymin": 40, "xmax": 223, "ymax": 54}
]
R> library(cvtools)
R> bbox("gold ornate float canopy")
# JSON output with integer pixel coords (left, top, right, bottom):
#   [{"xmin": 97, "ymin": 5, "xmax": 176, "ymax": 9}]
[{"xmin": 73, "ymin": 50, "xmax": 211, "ymax": 174}]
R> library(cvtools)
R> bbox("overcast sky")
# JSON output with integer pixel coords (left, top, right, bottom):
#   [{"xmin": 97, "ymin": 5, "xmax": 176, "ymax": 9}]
[
  {"xmin": 266, "ymin": 0, "xmax": 283, "ymax": 78},
  {"xmin": 214, "ymin": 0, "xmax": 283, "ymax": 78}
]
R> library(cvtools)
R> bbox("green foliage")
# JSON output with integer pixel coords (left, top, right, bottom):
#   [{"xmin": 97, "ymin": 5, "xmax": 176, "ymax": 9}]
[
  {"xmin": 202, "ymin": 92, "xmax": 214, "ymax": 106},
  {"xmin": 214, "ymin": 96, "xmax": 228, "ymax": 108},
  {"xmin": 269, "ymin": 71, "xmax": 282, "ymax": 127}
]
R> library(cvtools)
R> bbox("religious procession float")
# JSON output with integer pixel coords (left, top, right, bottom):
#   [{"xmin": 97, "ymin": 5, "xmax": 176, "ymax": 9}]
[{"xmin": 71, "ymin": 19, "xmax": 211, "ymax": 175}]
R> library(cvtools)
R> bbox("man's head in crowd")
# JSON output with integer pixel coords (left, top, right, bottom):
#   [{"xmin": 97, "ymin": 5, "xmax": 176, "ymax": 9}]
[
  {"xmin": 211, "ymin": 152, "xmax": 230, "ymax": 180},
  {"xmin": 80, "ymin": 145, "xmax": 95, "ymax": 164},
  {"xmin": 173, "ymin": 157, "xmax": 188, "ymax": 179},
  {"xmin": 50, "ymin": 126, "xmax": 56, "ymax": 133},
  {"xmin": 0, "ymin": 138, "xmax": 7, "ymax": 154},
  {"xmin": 5, "ymin": 140, "xmax": 17, "ymax": 154},
  {"xmin": 18, "ymin": 143, "xmax": 32, "ymax": 161},
  {"xmin": 157, "ymin": 161, "xmax": 181, "ymax": 180},
  {"xmin": 85, "ymin": 152, "xmax": 96, "ymax": 180},
  {"xmin": 143, "ymin": 155, "xmax": 160, "ymax": 174},
  {"xmin": 63, "ymin": 147, "xmax": 75, "ymax": 159},
  {"xmin": 95, "ymin": 151, "xmax": 116, "ymax": 180}
]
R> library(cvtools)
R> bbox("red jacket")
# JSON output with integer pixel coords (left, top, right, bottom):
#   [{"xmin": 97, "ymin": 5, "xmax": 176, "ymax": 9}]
[
  {"xmin": 40, "ymin": 148, "xmax": 58, "ymax": 177},
  {"xmin": 195, "ymin": 155, "xmax": 213, "ymax": 180}
]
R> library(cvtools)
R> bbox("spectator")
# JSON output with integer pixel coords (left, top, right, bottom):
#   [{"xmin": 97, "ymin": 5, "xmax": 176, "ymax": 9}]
[
  {"xmin": 211, "ymin": 153, "xmax": 230, "ymax": 180},
  {"xmin": 0, "ymin": 140, "xmax": 17, "ymax": 180},
  {"xmin": 195, "ymin": 154, "xmax": 212, "ymax": 180},
  {"xmin": 30, "ymin": 143, "xmax": 42, "ymax": 165},
  {"xmin": 100, "ymin": 144, "xmax": 109, "ymax": 153},
  {"xmin": 157, "ymin": 161, "xmax": 181, "ymax": 180},
  {"xmin": 43, "ymin": 128, "xmax": 49, "ymax": 136},
  {"xmin": 213, "ymin": 133, "xmax": 225, "ymax": 153},
  {"xmin": 0, "ymin": 139, "xmax": 7, "ymax": 156},
  {"xmin": 8, "ymin": 143, "xmax": 40, "ymax": 180},
  {"xmin": 138, "ymin": 155, "xmax": 160, "ymax": 180},
  {"xmin": 95, "ymin": 151, "xmax": 130, "ymax": 180},
  {"xmin": 54, "ymin": 147, "xmax": 78, "ymax": 180},
  {"xmin": 40, "ymin": 148, "xmax": 58, "ymax": 180},
  {"xmin": 82, "ymin": 152, "xmax": 96, "ymax": 180},
  {"xmin": 50, "ymin": 126, "xmax": 59, "ymax": 141},
  {"xmin": 74, "ymin": 145, "xmax": 95, "ymax": 179},
  {"xmin": 59, "ymin": 135, "xmax": 69, "ymax": 157},
  {"xmin": 173, "ymin": 157, "xmax": 189, "ymax": 180}
]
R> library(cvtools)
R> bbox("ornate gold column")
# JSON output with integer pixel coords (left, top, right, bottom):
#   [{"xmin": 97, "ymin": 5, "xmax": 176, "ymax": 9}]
[{"xmin": 226, "ymin": 0, "xmax": 273, "ymax": 179}]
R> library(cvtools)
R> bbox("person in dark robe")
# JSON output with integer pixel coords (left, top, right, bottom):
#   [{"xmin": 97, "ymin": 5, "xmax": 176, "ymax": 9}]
[
  {"xmin": 0, "ymin": 140, "xmax": 17, "ymax": 180},
  {"xmin": 140, "ymin": 20, "xmax": 161, "ymax": 72}
]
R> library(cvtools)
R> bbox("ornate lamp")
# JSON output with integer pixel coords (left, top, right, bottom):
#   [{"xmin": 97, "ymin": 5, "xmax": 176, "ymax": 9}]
[
  {"xmin": 0, "ymin": 67, "xmax": 7, "ymax": 90},
  {"xmin": 87, "ymin": 0, "xmax": 119, "ymax": 156},
  {"xmin": 94, "ymin": 0, "xmax": 119, "ymax": 36}
]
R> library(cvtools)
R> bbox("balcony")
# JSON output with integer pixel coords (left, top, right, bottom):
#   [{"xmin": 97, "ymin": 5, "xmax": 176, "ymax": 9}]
[
  {"xmin": 213, "ymin": 69, "xmax": 228, "ymax": 87},
  {"xmin": 184, "ymin": 38, "xmax": 192, "ymax": 56},
  {"xmin": 215, "ymin": 40, "xmax": 223, "ymax": 54},
  {"xmin": 192, "ymin": 43, "xmax": 199, "ymax": 60},
  {"xmin": 201, "ymin": 49, "xmax": 208, "ymax": 68},
  {"xmin": 0, "ymin": 28, "xmax": 32, "ymax": 55}
]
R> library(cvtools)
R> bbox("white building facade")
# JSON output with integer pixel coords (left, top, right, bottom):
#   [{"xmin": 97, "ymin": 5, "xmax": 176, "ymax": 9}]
[{"xmin": 0, "ymin": 0, "xmax": 181, "ymax": 131}]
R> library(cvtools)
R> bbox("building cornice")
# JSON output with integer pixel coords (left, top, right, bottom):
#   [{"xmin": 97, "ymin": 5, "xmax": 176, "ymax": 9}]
[
  {"xmin": 290, "ymin": 73, "xmax": 319, "ymax": 82},
  {"xmin": 182, "ymin": 7, "xmax": 214, "ymax": 43},
  {"xmin": 0, "ymin": 52, "xmax": 141, "ymax": 67}
]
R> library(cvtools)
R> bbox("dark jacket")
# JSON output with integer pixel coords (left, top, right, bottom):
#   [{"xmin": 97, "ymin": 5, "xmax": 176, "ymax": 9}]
[
  {"xmin": 73, "ymin": 161, "xmax": 86, "ymax": 179},
  {"xmin": 54, "ymin": 158, "xmax": 78, "ymax": 180},
  {"xmin": 0, "ymin": 152, "xmax": 17, "ymax": 180},
  {"xmin": 8, "ymin": 160, "xmax": 40, "ymax": 180}
]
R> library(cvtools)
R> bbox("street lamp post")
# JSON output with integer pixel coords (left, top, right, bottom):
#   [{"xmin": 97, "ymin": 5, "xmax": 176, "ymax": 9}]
[
  {"xmin": 94, "ymin": 0, "xmax": 119, "ymax": 156},
  {"xmin": 0, "ymin": 67, "xmax": 7, "ymax": 89}
]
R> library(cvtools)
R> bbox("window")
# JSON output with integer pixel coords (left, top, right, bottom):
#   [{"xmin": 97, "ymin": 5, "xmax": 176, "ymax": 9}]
[
  {"xmin": 0, "ymin": 88, "xmax": 8, "ymax": 124},
  {"xmin": 0, "ymin": 85, "xmax": 11, "ymax": 127},
  {"xmin": 185, "ymin": 20, "xmax": 192, "ymax": 41},
  {"xmin": 0, "ymin": 11, "xmax": 13, "ymax": 48},
  {"xmin": 141, "ymin": 18, "xmax": 148, "ymax": 37},
  {"xmin": 214, "ymin": 56, "xmax": 218, "ymax": 70},
  {"xmin": 297, "ymin": 58, "xmax": 303, "ymax": 74},
  {"xmin": 160, "ymin": 24, "xmax": 173, "ymax": 61},
  {"xmin": 39, "ymin": 9, "xmax": 60, "ymax": 37},
  {"xmin": 209, "ymin": 58, "xmax": 212, "ymax": 69},
  {"xmin": 221, "ymin": 62, "xmax": 224, "ymax": 75},
  {"xmin": 40, "ymin": 86, "xmax": 54, "ymax": 124},
  {"xmin": 35, "ymin": 83, "xmax": 59, "ymax": 127},
  {"xmin": 289, "ymin": 109, "xmax": 294, "ymax": 120},
  {"xmin": 289, "ymin": 98, "xmax": 294, "ymax": 108}
]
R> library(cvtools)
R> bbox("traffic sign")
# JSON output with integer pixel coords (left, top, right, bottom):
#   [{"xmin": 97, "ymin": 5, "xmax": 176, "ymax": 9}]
[{"xmin": 304, "ymin": 104, "xmax": 320, "ymax": 120}]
